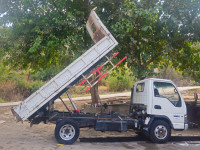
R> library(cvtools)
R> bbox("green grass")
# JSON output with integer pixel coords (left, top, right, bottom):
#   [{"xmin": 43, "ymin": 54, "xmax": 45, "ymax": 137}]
[
  {"xmin": 186, "ymin": 88, "xmax": 200, "ymax": 95},
  {"xmin": 0, "ymin": 98, "xmax": 6, "ymax": 103}
]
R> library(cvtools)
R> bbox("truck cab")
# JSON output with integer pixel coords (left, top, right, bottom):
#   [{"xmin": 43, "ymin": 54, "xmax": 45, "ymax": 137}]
[{"xmin": 131, "ymin": 78, "xmax": 188, "ymax": 142}]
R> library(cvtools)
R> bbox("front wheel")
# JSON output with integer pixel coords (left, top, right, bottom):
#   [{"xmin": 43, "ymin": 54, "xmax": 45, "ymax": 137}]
[
  {"xmin": 55, "ymin": 120, "xmax": 80, "ymax": 145},
  {"xmin": 149, "ymin": 120, "xmax": 171, "ymax": 143}
]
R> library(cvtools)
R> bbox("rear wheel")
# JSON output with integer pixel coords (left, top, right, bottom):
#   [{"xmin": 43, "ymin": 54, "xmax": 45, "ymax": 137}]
[
  {"xmin": 55, "ymin": 120, "xmax": 80, "ymax": 145},
  {"xmin": 149, "ymin": 120, "xmax": 171, "ymax": 143}
]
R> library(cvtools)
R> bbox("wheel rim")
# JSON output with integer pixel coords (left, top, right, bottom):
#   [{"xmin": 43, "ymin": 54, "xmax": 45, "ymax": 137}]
[
  {"xmin": 154, "ymin": 125, "xmax": 168, "ymax": 139},
  {"xmin": 59, "ymin": 124, "xmax": 75, "ymax": 140}
]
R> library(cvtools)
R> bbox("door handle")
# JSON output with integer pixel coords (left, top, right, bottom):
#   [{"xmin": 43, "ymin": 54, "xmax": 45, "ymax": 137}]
[{"xmin": 154, "ymin": 105, "xmax": 161, "ymax": 109}]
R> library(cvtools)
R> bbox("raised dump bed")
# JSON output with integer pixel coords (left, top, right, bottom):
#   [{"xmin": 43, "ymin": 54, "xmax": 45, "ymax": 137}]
[{"xmin": 11, "ymin": 8, "xmax": 118, "ymax": 122}]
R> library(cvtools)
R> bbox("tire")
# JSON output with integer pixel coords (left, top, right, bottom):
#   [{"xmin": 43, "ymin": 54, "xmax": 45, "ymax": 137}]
[
  {"xmin": 55, "ymin": 120, "xmax": 80, "ymax": 145},
  {"xmin": 149, "ymin": 120, "xmax": 171, "ymax": 143}
]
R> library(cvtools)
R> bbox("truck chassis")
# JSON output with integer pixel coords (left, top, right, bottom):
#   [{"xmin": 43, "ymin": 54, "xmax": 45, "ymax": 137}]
[{"xmin": 30, "ymin": 100, "xmax": 137, "ymax": 145}]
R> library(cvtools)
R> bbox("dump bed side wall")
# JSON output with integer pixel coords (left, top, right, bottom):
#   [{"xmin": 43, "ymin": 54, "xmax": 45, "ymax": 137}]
[{"xmin": 12, "ymin": 9, "xmax": 118, "ymax": 122}]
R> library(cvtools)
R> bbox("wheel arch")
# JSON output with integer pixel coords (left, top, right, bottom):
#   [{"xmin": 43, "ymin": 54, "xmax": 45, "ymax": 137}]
[{"xmin": 149, "ymin": 115, "xmax": 174, "ymax": 129}]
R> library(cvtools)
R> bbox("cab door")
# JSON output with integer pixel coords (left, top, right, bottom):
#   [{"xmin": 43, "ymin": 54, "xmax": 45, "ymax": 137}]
[{"xmin": 151, "ymin": 81, "xmax": 185, "ymax": 129}]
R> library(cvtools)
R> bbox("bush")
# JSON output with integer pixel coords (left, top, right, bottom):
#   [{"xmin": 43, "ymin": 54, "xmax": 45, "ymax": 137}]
[
  {"xmin": 31, "ymin": 65, "xmax": 64, "ymax": 81},
  {"xmin": 16, "ymin": 80, "xmax": 44, "ymax": 98},
  {"xmin": 0, "ymin": 81, "xmax": 23, "ymax": 102},
  {"xmin": 67, "ymin": 86, "xmax": 88, "ymax": 96},
  {"xmin": 156, "ymin": 66, "xmax": 197, "ymax": 86},
  {"xmin": 106, "ymin": 68, "xmax": 135, "ymax": 92},
  {"xmin": 0, "ymin": 97, "xmax": 6, "ymax": 103},
  {"xmin": 0, "ymin": 62, "xmax": 9, "ymax": 81},
  {"xmin": 0, "ymin": 70, "xmax": 44, "ymax": 102}
]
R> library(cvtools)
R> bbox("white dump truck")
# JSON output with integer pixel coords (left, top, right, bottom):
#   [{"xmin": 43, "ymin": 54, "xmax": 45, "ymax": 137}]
[{"xmin": 12, "ymin": 8, "xmax": 188, "ymax": 144}]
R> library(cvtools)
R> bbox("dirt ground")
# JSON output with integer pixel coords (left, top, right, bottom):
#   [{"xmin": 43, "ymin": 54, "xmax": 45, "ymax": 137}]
[{"xmin": 1, "ymin": 98, "xmax": 200, "ymax": 150}]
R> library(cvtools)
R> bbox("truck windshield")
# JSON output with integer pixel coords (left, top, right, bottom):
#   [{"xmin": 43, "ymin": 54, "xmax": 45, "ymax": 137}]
[{"xmin": 154, "ymin": 82, "xmax": 181, "ymax": 107}]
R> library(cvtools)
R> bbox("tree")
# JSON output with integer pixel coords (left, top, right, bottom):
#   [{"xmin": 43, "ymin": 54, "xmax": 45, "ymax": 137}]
[
  {"xmin": 0, "ymin": 0, "xmax": 123, "ymax": 70},
  {"xmin": 1, "ymin": 0, "xmax": 200, "ymax": 105},
  {"xmin": 0, "ymin": 0, "xmax": 123, "ymax": 105},
  {"xmin": 111, "ymin": 0, "xmax": 200, "ymax": 80},
  {"xmin": 0, "ymin": 0, "xmax": 92, "ymax": 70}
]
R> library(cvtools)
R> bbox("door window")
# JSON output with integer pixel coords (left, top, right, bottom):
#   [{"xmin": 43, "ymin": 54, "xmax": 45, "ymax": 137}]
[{"xmin": 154, "ymin": 82, "xmax": 181, "ymax": 107}]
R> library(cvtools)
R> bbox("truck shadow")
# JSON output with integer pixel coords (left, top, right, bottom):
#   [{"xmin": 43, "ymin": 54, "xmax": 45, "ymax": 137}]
[
  {"xmin": 79, "ymin": 136, "xmax": 200, "ymax": 143},
  {"xmin": 79, "ymin": 136, "xmax": 148, "ymax": 143},
  {"xmin": 170, "ymin": 136, "xmax": 200, "ymax": 141}
]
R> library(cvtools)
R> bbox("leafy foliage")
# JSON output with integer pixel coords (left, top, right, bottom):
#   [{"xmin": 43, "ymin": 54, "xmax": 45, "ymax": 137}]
[
  {"xmin": 1, "ymin": 0, "xmax": 200, "ymax": 82},
  {"xmin": 111, "ymin": 0, "xmax": 200, "ymax": 80},
  {"xmin": 31, "ymin": 64, "xmax": 65, "ymax": 81},
  {"xmin": 106, "ymin": 66, "xmax": 135, "ymax": 92},
  {"xmin": 0, "ymin": 0, "xmax": 93, "ymax": 70},
  {"xmin": 0, "ymin": 0, "xmax": 123, "ymax": 71}
]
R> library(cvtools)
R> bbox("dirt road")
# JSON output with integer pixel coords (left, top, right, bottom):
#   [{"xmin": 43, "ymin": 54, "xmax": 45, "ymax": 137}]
[
  {"xmin": 1, "ymin": 86, "xmax": 200, "ymax": 150},
  {"xmin": 1, "ymin": 100, "xmax": 200, "ymax": 150}
]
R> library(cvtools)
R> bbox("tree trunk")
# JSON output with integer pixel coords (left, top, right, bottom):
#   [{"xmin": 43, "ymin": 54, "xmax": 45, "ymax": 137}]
[
  {"xmin": 163, "ymin": 60, "xmax": 170, "ymax": 79},
  {"xmin": 90, "ymin": 83, "xmax": 100, "ymax": 106}
]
